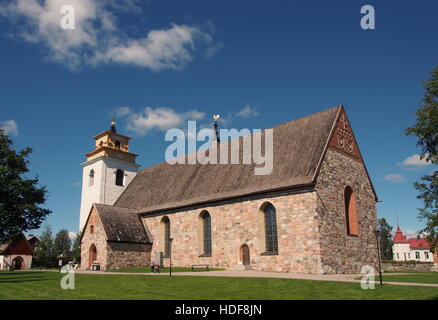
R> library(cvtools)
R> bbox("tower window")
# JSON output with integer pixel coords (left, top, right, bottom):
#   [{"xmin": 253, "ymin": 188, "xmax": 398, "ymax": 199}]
[
  {"xmin": 89, "ymin": 169, "xmax": 94, "ymax": 186},
  {"xmin": 115, "ymin": 141, "xmax": 121, "ymax": 150},
  {"xmin": 115, "ymin": 169, "xmax": 124, "ymax": 186}
]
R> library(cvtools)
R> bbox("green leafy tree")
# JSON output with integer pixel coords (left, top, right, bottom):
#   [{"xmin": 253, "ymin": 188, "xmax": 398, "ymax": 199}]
[
  {"xmin": 378, "ymin": 218, "xmax": 393, "ymax": 260},
  {"xmin": 53, "ymin": 229, "xmax": 71, "ymax": 258},
  {"xmin": 0, "ymin": 129, "xmax": 51, "ymax": 243},
  {"xmin": 71, "ymin": 230, "xmax": 82, "ymax": 263},
  {"xmin": 406, "ymin": 66, "xmax": 438, "ymax": 252},
  {"xmin": 33, "ymin": 225, "xmax": 56, "ymax": 267}
]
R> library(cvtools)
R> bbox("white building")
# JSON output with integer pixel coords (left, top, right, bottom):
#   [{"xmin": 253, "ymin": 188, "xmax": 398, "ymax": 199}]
[
  {"xmin": 393, "ymin": 227, "xmax": 434, "ymax": 262},
  {"xmin": 79, "ymin": 119, "xmax": 140, "ymax": 230}
]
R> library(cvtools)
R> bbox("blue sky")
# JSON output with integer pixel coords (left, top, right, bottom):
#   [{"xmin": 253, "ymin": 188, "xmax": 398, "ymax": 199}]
[{"xmin": 0, "ymin": 0, "xmax": 437, "ymax": 239}]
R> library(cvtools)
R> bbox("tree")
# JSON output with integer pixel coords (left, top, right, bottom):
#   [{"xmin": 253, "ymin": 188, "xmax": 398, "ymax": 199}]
[
  {"xmin": 33, "ymin": 225, "xmax": 56, "ymax": 267},
  {"xmin": 406, "ymin": 66, "xmax": 438, "ymax": 252},
  {"xmin": 378, "ymin": 218, "xmax": 393, "ymax": 260},
  {"xmin": 71, "ymin": 230, "xmax": 82, "ymax": 263},
  {"xmin": 0, "ymin": 129, "xmax": 51, "ymax": 243},
  {"xmin": 53, "ymin": 229, "xmax": 71, "ymax": 258}
]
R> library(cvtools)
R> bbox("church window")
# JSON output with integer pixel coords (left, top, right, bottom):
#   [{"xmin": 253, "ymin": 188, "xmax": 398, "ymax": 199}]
[
  {"xmin": 425, "ymin": 252, "xmax": 429, "ymax": 259},
  {"xmin": 344, "ymin": 186, "xmax": 358, "ymax": 235},
  {"xmin": 115, "ymin": 169, "xmax": 124, "ymax": 186},
  {"xmin": 115, "ymin": 141, "xmax": 121, "ymax": 150},
  {"xmin": 89, "ymin": 169, "xmax": 94, "ymax": 186},
  {"xmin": 263, "ymin": 203, "xmax": 278, "ymax": 254},
  {"xmin": 199, "ymin": 211, "xmax": 212, "ymax": 256},
  {"xmin": 161, "ymin": 216, "xmax": 171, "ymax": 257},
  {"xmin": 90, "ymin": 225, "xmax": 95, "ymax": 233},
  {"xmin": 415, "ymin": 251, "xmax": 420, "ymax": 259}
]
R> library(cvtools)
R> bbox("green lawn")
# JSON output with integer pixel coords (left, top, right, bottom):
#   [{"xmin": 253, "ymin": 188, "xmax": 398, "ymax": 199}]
[
  {"xmin": 107, "ymin": 266, "xmax": 225, "ymax": 273},
  {"xmin": 0, "ymin": 271, "xmax": 438, "ymax": 300},
  {"xmin": 380, "ymin": 272, "xmax": 438, "ymax": 284}
]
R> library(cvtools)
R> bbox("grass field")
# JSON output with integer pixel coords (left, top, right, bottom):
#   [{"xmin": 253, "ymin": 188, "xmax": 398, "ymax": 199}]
[
  {"xmin": 380, "ymin": 272, "xmax": 438, "ymax": 284},
  {"xmin": 0, "ymin": 271, "xmax": 437, "ymax": 300},
  {"xmin": 107, "ymin": 267, "xmax": 225, "ymax": 273}
]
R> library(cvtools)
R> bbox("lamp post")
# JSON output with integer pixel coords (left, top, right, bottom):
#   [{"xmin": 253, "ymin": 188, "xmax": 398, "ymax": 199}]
[
  {"xmin": 373, "ymin": 229, "xmax": 383, "ymax": 286},
  {"xmin": 169, "ymin": 238, "xmax": 173, "ymax": 277}
]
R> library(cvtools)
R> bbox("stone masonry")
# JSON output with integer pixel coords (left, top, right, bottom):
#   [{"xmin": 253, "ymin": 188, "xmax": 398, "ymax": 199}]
[
  {"xmin": 81, "ymin": 207, "xmax": 150, "ymax": 270},
  {"xmin": 142, "ymin": 190, "xmax": 323, "ymax": 274},
  {"xmin": 316, "ymin": 149, "xmax": 378, "ymax": 274}
]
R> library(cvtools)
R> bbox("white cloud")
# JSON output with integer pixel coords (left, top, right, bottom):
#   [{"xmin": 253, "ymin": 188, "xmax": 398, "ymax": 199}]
[
  {"xmin": 0, "ymin": 0, "xmax": 220, "ymax": 70},
  {"xmin": 113, "ymin": 106, "xmax": 132, "ymax": 117},
  {"xmin": 0, "ymin": 120, "xmax": 19, "ymax": 136},
  {"xmin": 236, "ymin": 104, "xmax": 260, "ymax": 118},
  {"xmin": 383, "ymin": 173, "xmax": 405, "ymax": 183},
  {"xmin": 118, "ymin": 106, "xmax": 205, "ymax": 135},
  {"xmin": 397, "ymin": 154, "xmax": 431, "ymax": 170}
]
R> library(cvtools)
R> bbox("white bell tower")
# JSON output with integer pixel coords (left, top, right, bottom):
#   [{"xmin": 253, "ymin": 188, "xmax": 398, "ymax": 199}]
[{"xmin": 79, "ymin": 118, "xmax": 140, "ymax": 230}]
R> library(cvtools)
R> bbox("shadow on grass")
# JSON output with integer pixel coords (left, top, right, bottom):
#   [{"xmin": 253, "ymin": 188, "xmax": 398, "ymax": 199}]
[
  {"xmin": 0, "ymin": 271, "xmax": 55, "ymax": 283},
  {"xmin": 0, "ymin": 271, "xmax": 46, "ymax": 276},
  {"xmin": 0, "ymin": 278, "xmax": 52, "ymax": 283}
]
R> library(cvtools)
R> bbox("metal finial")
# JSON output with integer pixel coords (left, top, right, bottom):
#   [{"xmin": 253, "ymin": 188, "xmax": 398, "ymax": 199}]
[
  {"xmin": 212, "ymin": 114, "xmax": 220, "ymax": 143},
  {"xmin": 110, "ymin": 116, "xmax": 117, "ymax": 133}
]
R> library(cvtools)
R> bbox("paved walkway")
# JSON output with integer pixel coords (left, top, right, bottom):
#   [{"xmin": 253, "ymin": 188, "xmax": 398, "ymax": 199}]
[{"xmin": 69, "ymin": 269, "xmax": 438, "ymax": 288}]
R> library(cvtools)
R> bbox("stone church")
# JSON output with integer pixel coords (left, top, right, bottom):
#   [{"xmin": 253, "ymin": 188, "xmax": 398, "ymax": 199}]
[{"xmin": 79, "ymin": 105, "xmax": 379, "ymax": 274}]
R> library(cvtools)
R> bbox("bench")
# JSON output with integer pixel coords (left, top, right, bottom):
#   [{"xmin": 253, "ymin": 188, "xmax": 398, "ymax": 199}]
[{"xmin": 191, "ymin": 264, "xmax": 209, "ymax": 271}]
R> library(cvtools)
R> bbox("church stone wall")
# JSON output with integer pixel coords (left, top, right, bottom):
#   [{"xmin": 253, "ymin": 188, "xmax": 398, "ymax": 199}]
[
  {"xmin": 80, "ymin": 207, "xmax": 108, "ymax": 270},
  {"xmin": 106, "ymin": 242, "xmax": 151, "ymax": 270},
  {"xmin": 141, "ymin": 191, "xmax": 323, "ymax": 274},
  {"xmin": 315, "ymin": 148, "xmax": 378, "ymax": 274}
]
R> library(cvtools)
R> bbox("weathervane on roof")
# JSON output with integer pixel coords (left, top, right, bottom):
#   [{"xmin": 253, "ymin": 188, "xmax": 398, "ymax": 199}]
[
  {"xmin": 212, "ymin": 114, "xmax": 220, "ymax": 144},
  {"xmin": 110, "ymin": 116, "xmax": 117, "ymax": 133}
]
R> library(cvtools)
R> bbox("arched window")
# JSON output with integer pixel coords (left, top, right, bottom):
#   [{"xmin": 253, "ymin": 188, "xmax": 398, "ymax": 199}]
[
  {"xmin": 115, "ymin": 169, "xmax": 124, "ymax": 186},
  {"xmin": 199, "ymin": 211, "xmax": 212, "ymax": 256},
  {"xmin": 115, "ymin": 141, "xmax": 121, "ymax": 150},
  {"xmin": 161, "ymin": 216, "xmax": 171, "ymax": 257},
  {"xmin": 263, "ymin": 203, "xmax": 278, "ymax": 253},
  {"xmin": 345, "ymin": 186, "xmax": 358, "ymax": 235},
  {"xmin": 89, "ymin": 169, "xmax": 94, "ymax": 186}
]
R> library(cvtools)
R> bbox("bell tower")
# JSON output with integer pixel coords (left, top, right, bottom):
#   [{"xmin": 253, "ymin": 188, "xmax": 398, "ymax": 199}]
[{"xmin": 79, "ymin": 118, "xmax": 140, "ymax": 230}]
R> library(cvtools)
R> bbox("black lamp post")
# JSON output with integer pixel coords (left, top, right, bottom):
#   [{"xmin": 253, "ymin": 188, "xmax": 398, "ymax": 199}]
[
  {"xmin": 169, "ymin": 238, "xmax": 174, "ymax": 277},
  {"xmin": 373, "ymin": 229, "xmax": 383, "ymax": 286}
]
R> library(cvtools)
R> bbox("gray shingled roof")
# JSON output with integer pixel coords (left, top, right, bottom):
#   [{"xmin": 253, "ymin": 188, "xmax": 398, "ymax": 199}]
[
  {"xmin": 94, "ymin": 204, "xmax": 150, "ymax": 243},
  {"xmin": 115, "ymin": 105, "xmax": 342, "ymax": 213}
]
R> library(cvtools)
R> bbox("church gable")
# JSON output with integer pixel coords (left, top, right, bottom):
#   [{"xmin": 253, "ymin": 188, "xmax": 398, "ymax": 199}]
[{"xmin": 328, "ymin": 110, "xmax": 362, "ymax": 162}]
